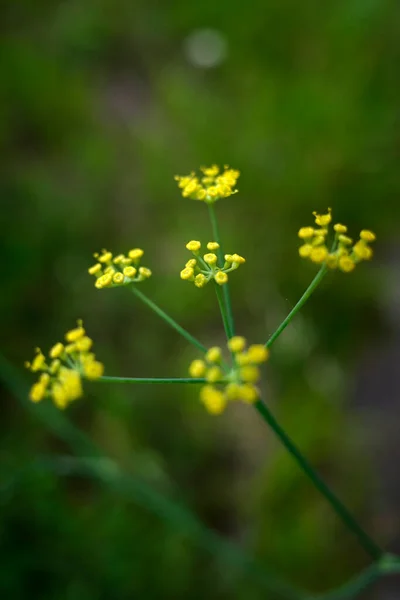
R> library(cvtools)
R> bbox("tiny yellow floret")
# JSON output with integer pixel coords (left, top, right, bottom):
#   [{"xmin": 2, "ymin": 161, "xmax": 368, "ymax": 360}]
[
  {"xmin": 49, "ymin": 343, "xmax": 64, "ymax": 359},
  {"xmin": 334, "ymin": 224, "xmax": 347, "ymax": 234},
  {"xmin": 128, "ymin": 248, "xmax": 144, "ymax": 260},
  {"xmin": 65, "ymin": 322, "xmax": 85, "ymax": 342},
  {"xmin": 298, "ymin": 227, "xmax": 315, "ymax": 239},
  {"xmin": 228, "ymin": 336, "xmax": 246, "ymax": 353},
  {"xmin": 310, "ymin": 246, "xmax": 328, "ymax": 263},
  {"xmin": 203, "ymin": 253, "xmax": 217, "ymax": 265},
  {"xmin": 360, "ymin": 230, "xmax": 376, "ymax": 242},
  {"xmin": 83, "ymin": 360, "xmax": 104, "ymax": 380},
  {"xmin": 338, "ymin": 255, "xmax": 355, "ymax": 273},
  {"xmin": 207, "ymin": 242, "xmax": 220, "ymax": 251},
  {"xmin": 180, "ymin": 267, "xmax": 194, "ymax": 281},
  {"xmin": 313, "ymin": 209, "xmax": 332, "ymax": 226},
  {"xmin": 247, "ymin": 345, "xmax": 269, "ymax": 363},
  {"xmin": 189, "ymin": 359, "xmax": 207, "ymax": 378},
  {"xmin": 200, "ymin": 386, "xmax": 227, "ymax": 415},
  {"xmin": 205, "ymin": 347, "xmax": 222, "ymax": 363},
  {"xmin": 186, "ymin": 240, "xmax": 201, "ymax": 252},
  {"xmin": 214, "ymin": 271, "xmax": 228, "ymax": 285},
  {"xmin": 88, "ymin": 263, "xmax": 102, "ymax": 276},
  {"xmin": 299, "ymin": 244, "xmax": 313, "ymax": 258},
  {"xmin": 194, "ymin": 273, "xmax": 207, "ymax": 288},
  {"xmin": 113, "ymin": 272, "xmax": 125, "ymax": 284},
  {"xmin": 123, "ymin": 266, "xmax": 137, "ymax": 278},
  {"xmin": 206, "ymin": 366, "xmax": 223, "ymax": 383}
]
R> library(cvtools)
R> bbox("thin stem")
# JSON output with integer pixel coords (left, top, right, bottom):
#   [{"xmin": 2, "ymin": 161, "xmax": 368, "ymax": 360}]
[
  {"xmin": 214, "ymin": 282, "xmax": 232, "ymax": 342},
  {"xmin": 312, "ymin": 563, "xmax": 379, "ymax": 600},
  {"xmin": 130, "ymin": 286, "xmax": 207, "ymax": 353},
  {"xmin": 254, "ymin": 398, "xmax": 383, "ymax": 562},
  {"xmin": 265, "ymin": 264, "xmax": 327, "ymax": 349},
  {"xmin": 99, "ymin": 376, "xmax": 206, "ymax": 384},
  {"xmin": 207, "ymin": 203, "xmax": 235, "ymax": 338}
]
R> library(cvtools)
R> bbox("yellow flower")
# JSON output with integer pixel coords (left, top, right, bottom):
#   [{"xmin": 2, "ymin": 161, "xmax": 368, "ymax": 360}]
[
  {"xmin": 180, "ymin": 267, "xmax": 194, "ymax": 281},
  {"xmin": 310, "ymin": 246, "xmax": 328, "ymax": 264},
  {"xmin": 360, "ymin": 230, "xmax": 376, "ymax": 242},
  {"xmin": 90, "ymin": 247, "xmax": 151, "ymax": 288},
  {"xmin": 26, "ymin": 322, "xmax": 104, "ymax": 408},
  {"xmin": 194, "ymin": 273, "xmax": 207, "ymax": 288},
  {"xmin": 239, "ymin": 366, "xmax": 260, "ymax": 383},
  {"xmin": 228, "ymin": 336, "xmax": 246, "ymax": 353},
  {"xmin": 88, "ymin": 263, "xmax": 102, "ymax": 276},
  {"xmin": 123, "ymin": 266, "xmax": 137, "ymax": 278},
  {"xmin": 205, "ymin": 347, "xmax": 222, "ymax": 363},
  {"xmin": 203, "ymin": 253, "xmax": 218, "ymax": 265},
  {"xmin": 49, "ymin": 343, "xmax": 64, "ymax": 359},
  {"xmin": 200, "ymin": 386, "xmax": 227, "ymax": 414},
  {"xmin": 299, "ymin": 244, "xmax": 312, "ymax": 258},
  {"xmin": 334, "ymin": 224, "xmax": 347, "ymax": 233},
  {"xmin": 129, "ymin": 248, "xmax": 144, "ymax": 261},
  {"xmin": 313, "ymin": 208, "xmax": 332, "ymax": 226},
  {"xmin": 214, "ymin": 271, "xmax": 228, "ymax": 285},
  {"xmin": 29, "ymin": 382, "xmax": 46, "ymax": 403},
  {"xmin": 65, "ymin": 320, "xmax": 85, "ymax": 342},
  {"xmin": 181, "ymin": 240, "xmax": 244, "ymax": 288},
  {"xmin": 298, "ymin": 227, "xmax": 315, "ymax": 239},
  {"xmin": 247, "ymin": 345, "xmax": 269, "ymax": 363},
  {"xmin": 353, "ymin": 241, "xmax": 373, "ymax": 260},
  {"xmin": 186, "ymin": 240, "xmax": 201, "ymax": 252},
  {"xmin": 189, "ymin": 336, "xmax": 269, "ymax": 414},
  {"xmin": 207, "ymin": 242, "xmax": 220, "ymax": 251},
  {"xmin": 83, "ymin": 360, "xmax": 104, "ymax": 380},
  {"xmin": 338, "ymin": 255, "xmax": 355, "ymax": 273},
  {"xmin": 175, "ymin": 165, "xmax": 239, "ymax": 203},
  {"xmin": 189, "ymin": 359, "xmax": 207, "ymax": 378},
  {"xmin": 206, "ymin": 366, "xmax": 223, "ymax": 383}
]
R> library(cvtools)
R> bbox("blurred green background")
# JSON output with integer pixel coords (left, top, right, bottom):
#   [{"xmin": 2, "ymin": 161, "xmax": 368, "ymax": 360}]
[{"xmin": 2, "ymin": 0, "xmax": 400, "ymax": 598}]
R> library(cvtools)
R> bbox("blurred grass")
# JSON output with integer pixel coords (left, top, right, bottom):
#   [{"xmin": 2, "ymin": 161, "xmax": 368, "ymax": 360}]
[{"xmin": 1, "ymin": 0, "xmax": 400, "ymax": 597}]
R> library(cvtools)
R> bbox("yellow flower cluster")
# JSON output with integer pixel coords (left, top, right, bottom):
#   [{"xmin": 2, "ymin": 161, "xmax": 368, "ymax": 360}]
[
  {"xmin": 88, "ymin": 248, "xmax": 152, "ymax": 289},
  {"xmin": 298, "ymin": 209, "xmax": 376, "ymax": 273},
  {"xmin": 189, "ymin": 336, "xmax": 269, "ymax": 414},
  {"xmin": 174, "ymin": 165, "xmax": 240, "ymax": 203},
  {"xmin": 25, "ymin": 321, "xmax": 104, "ymax": 409},
  {"xmin": 180, "ymin": 240, "xmax": 245, "ymax": 287}
]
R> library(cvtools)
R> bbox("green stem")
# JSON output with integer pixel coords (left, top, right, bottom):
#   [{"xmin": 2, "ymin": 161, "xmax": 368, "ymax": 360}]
[
  {"xmin": 214, "ymin": 282, "xmax": 232, "ymax": 342},
  {"xmin": 208, "ymin": 203, "xmax": 235, "ymax": 338},
  {"xmin": 265, "ymin": 264, "xmax": 327, "ymax": 349},
  {"xmin": 254, "ymin": 398, "xmax": 383, "ymax": 562},
  {"xmin": 99, "ymin": 376, "xmax": 206, "ymax": 384},
  {"xmin": 131, "ymin": 286, "xmax": 207, "ymax": 353}
]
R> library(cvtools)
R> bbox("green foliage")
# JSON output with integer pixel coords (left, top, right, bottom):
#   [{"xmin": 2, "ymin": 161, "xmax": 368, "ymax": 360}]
[{"xmin": 1, "ymin": 0, "xmax": 400, "ymax": 597}]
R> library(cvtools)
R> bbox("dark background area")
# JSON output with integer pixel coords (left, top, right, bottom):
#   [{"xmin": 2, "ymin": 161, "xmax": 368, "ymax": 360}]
[{"xmin": 1, "ymin": 0, "xmax": 400, "ymax": 598}]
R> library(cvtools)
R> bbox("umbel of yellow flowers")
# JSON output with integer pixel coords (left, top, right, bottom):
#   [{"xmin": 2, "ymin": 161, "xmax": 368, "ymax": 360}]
[
  {"xmin": 189, "ymin": 336, "xmax": 269, "ymax": 414},
  {"xmin": 298, "ymin": 209, "xmax": 376, "ymax": 272},
  {"xmin": 175, "ymin": 165, "xmax": 240, "ymax": 203},
  {"xmin": 88, "ymin": 248, "xmax": 152, "ymax": 289},
  {"xmin": 25, "ymin": 321, "xmax": 104, "ymax": 409},
  {"xmin": 180, "ymin": 240, "xmax": 245, "ymax": 287}
]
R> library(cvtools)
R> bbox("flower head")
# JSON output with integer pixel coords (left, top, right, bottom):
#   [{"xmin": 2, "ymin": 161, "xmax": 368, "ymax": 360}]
[
  {"xmin": 25, "ymin": 320, "xmax": 104, "ymax": 409},
  {"xmin": 180, "ymin": 240, "xmax": 245, "ymax": 288},
  {"xmin": 174, "ymin": 165, "xmax": 240, "ymax": 203},
  {"xmin": 88, "ymin": 248, "xmax": 152, "ymax": 289},
  {"xmin": 189, "ymin": 337, "xmax": 269, "ymax": 415},
  {"xmin": 298, "ymin": 210, "xmax": 376, "ymax": 273}
]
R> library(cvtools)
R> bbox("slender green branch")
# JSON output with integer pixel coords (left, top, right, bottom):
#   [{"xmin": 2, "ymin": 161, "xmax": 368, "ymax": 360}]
[
  {"xmin": 254, "ymin": 398, "xmax": 383, "ymax": 562},
  {"xmin": 265, "ymin": 264, "xmax": 327, "ymax": 349},
  {"xmin": 214, "ymin": 283, "xmax": 232, "ymax": 342},
  {"xmin": 99, "ymin": 376, "xmax": 206, "ymax": 384},
  {"xmin": 207, "ymin": 203, "xmax": 235, "ymax": 338},
  {"xmin": 130, "ymin": 286, "xmax": 207, "ymax": 353}
]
